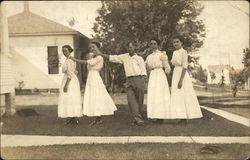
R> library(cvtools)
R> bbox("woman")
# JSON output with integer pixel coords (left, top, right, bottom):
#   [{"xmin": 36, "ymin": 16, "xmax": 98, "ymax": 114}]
[
  {"xmin": 145, "ymin": 38, "xmax": 171, "ymax": 123},
  {"xmin": 70, "ymin": 41, "xmax": 117, "ymax": 125},
  {"xmin": 58, "ymin": 45, "xmax": 83, "ymax": 125},
  {"xmin": 170, "ymin": 36, "xmax": 203, "ymax": 124}
]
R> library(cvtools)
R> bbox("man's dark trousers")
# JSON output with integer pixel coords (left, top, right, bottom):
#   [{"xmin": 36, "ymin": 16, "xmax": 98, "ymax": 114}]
[{"xmin": 126, "ymin": 76, "xmax": 146, "ymax": 123}]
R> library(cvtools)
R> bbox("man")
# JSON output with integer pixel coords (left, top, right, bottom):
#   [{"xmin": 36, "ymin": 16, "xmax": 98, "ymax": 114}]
[{"xmin": 101, "ymin": 42, "xmax": 147, "ymax": 126}]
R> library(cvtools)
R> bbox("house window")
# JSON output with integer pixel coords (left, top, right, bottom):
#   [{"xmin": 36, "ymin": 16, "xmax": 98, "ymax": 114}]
[{"xmin": 47, "ymin": 46, "xmax": 59, "ymax": 74}]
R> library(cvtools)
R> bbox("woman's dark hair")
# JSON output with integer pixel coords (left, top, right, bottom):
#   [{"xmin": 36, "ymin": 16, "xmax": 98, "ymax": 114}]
[
  {"xmin": 90, "ymin": 41, "xmax": 101, "ymax": 48},
  {"xmin": 62, "ymin": 45, "xmax": 73, "ymax": 53},
  {"xmin": 172, "ymin": 35, "xmax": 185, "ymax": 43},
  {"xmin": 172, "ymin": 35, "xmax": 193, "ymax": 47},
  {"xmin": 150, "ymin": 37, "xmax": 161, "ymax": 46}
]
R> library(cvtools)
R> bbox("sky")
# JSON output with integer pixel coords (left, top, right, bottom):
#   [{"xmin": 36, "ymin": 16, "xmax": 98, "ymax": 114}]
[
  {"xmin": 198, "ymin": 1, "xmax": 249, "ymax": 69},
  {"xmin": 5, "ymin": 1, "xmax": 102, "ymax": 37},
  {"xmin": 5, "ymin": 1, "xmax": 249, "ymax": 69}
]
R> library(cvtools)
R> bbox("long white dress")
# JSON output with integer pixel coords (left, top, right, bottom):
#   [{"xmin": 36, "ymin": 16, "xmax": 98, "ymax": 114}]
[
  {"xmin": 146, "ymin": 50, "xmax": 171, "ymax": 119},
  {"xmin": 170, "ymin": 48, "xmax": 203, "ymax": 119},
  {"xmin": 58, "ymin": 58, "xmax": 83, "ymax": 118},
  {"xmin": 83, "ymin": 55, "xmax": 117, "ymax": 117}
]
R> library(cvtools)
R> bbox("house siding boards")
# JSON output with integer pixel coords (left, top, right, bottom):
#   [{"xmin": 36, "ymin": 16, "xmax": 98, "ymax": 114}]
[
  {"xmin": 1, "ymin": 2, "xmax": 15, "ymax": 95},
  {"xmin": 0, "ymin": 55, "xmax": 15, "ymax": 93},
  {"xmin": 10, "ymin": 35, "xmax": 75, "ymax": 89}
]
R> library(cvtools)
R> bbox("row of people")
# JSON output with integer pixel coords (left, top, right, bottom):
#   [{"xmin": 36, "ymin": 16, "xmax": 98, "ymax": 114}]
[{"xmin": 58, "ymin": 36, "xmax": 203, "ymax": 126}]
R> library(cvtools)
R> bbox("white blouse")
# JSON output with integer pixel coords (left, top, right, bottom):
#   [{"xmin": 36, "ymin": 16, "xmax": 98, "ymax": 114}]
[
  {"xmin": 109, "ymin": 53, "xmax": 147, "ymax": 77},
  {"xmin": 146, "ymin": 50, "xmax": 171, "ymax": 73},
  {"xmin": 87, "ymin": 55, "xmax": 103, "ymax": 71},
  {"xmin": 62, "ymin": 59, "xmax": 77, "ymax": 79},
  {"xmin": 171, "ymin": 48, "xmax": 188, "ymax": 69}
]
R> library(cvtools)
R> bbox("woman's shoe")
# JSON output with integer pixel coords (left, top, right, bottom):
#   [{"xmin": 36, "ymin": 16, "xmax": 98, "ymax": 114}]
[
  {"xmin": 89, "ymin": 120, "xmax": 96, "ymax": 126},
  {"xmin": 71, "ymin": 119, "xmax": 79, "ymax": 126},
  {"xmin": 65, "ymin": 119, "xmax": 72, "ymax": 125},
  {"xmin": 136, "ymin": 121, "xmax": 145, "ymax": 126},
  {"xmin": 131, "ymin": 120, "xmax": 137, "ymax": 126},
  {"xmin": 95, "ymin": 120, "xmax": 103, "ymax": 125},
  {"xmin": 132, "ymin": 120, "xmax": 144, "ymax": 126}
]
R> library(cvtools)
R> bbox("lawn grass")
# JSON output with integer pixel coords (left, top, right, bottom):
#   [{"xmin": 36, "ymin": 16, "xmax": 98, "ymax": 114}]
[
  {"xmin": 198, "ymin": 93, "xmax": 250, "ymax": 118},
  {"xmin": 219, "ymin": 107, "xmax": 250, "ymax": 118},
  {"xmin": 195, "ymin": 84, "xmax": 250, "ymax": 118},
  {"xmin": 1, "ymin": 105, "xmax": 249, "ymax": 136},
  {"xmin": 199, "ymin": 100, "xmax": 250, "ymax": 118},
  {"xmin": 1, "ymin": 143, "xmax": 250, "ymax": 160}
]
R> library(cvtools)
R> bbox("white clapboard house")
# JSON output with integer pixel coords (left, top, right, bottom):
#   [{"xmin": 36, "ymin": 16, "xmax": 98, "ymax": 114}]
[{"xmin": 6, "ymin": 4, "xmax": 89, "ymax": 90}]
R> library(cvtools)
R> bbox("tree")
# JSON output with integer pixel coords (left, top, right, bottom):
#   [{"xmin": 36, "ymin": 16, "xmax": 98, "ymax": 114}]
[
  {"xmin": 221, "ymin": 75, "xmax": 225, "ymax": 87},
  {"xmin": 242, "ymin": 48, "xmax": 250, "ymax": 68},
  {"xmin": 92, "ymin": 0, "xmax": 206, "ymax": 87},
  {"xmin": 230, "ymin": 69, "xmax": 246, "ymax": 97},
  {"xmin": 227, "ymin": 48, "xmax": 250, "ymax": 96},
  {"xmin": 242, "ymin": 48, "xmax": 250, "ymax": 79},
  {"xmin": 210, "ymin": 71, "xmax": 216, "ymax": 83},
  {"xmin": 190, "ymin": 64, "xmax": 207, "ymax": 84}
]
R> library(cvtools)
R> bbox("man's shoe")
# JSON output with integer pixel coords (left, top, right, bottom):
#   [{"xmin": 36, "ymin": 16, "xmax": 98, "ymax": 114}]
[
  {"xmin": 95, "ymin": 120, "xmax": 103, "ymax": 125},
  {"xmin": 136, "ymin": 121, "xmax": 145, "ymax": 126},
  {"xmin": 141, "ymin": 112, "xmax": 148, "ymax": 120},
  {"xmin": 131, "ymin": 120, "xmax": 144, "ymax": 126}
]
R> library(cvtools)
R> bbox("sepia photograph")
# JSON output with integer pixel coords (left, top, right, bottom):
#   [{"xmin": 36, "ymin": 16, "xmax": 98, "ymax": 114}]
[{"xmin": 0, "ymin": 0, "xmax": 249, "ymax": 159}]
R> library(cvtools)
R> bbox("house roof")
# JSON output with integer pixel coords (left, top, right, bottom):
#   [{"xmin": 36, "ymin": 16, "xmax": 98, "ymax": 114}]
[
  {"xmin": 208, "ymin": 65, "xmax": 232, "ymax": 74},
  {"xmin": 7, "ymin": 11, "xmax": 87, "ymax": 38}
]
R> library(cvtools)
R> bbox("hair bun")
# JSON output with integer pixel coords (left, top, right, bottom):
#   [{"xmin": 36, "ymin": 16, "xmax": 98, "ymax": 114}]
[
  {"xmin": 62, "ymin": 45, "xmax": 74, "ymax": 53},
  {"xmin": 150, "ymin": 37, "xmax": 160, "ymax": 45},
  {"xmin": 90, "ymin": 41, "xmax": 101, "ymax": 48}
]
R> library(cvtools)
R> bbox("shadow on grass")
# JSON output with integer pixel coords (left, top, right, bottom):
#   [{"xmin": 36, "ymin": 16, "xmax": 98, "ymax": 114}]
[{"xmin": 1, "ymin": 105, "xmax": 249, "ymax": 136}]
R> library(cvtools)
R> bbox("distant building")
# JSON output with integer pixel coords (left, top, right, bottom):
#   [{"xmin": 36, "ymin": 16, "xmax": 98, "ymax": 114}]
[
  {"xmin": 207, "ymin": 65, "xmax": 232, "ymax": 85},
  {"xmin": 5, "ymin": 4, "xmax": 89, "ymax": 89}
]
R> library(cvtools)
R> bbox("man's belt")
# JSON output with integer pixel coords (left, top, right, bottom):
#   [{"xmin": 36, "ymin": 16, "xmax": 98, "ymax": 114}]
[{"xmin": 127, "ymin": 75, "xmax": 146, "ymax": 79}]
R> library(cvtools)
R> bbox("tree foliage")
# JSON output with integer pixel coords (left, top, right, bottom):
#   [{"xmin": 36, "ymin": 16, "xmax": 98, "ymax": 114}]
[
  {"xmin": 242, "ymin": 48, "xmax": 250, "ymax": 78},
  {"xmin": 228, "ymin": 48, "xmax": 250, "ymax": 96},
  {"xmin": 92, "ymin": 0, "xmax": 206, "ymax": 87},
  {"xmin": 190, "ymin": 64, "xmax": 207, "ymax": 83},
  {"xmin": 210, "ymin": 71, "xmax": 216, "ymax": 83},
  {"xmin": 93, "ymin": 0, "xmax": 205, "ymax": 55},
  {"xmin": 230, "ymin": 69, "xmax": 246, "ymax": 97}
]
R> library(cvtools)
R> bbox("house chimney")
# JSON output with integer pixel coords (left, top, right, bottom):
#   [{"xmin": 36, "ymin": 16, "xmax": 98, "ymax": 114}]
[{"xmin": 24, "ymin": 1, "xmax": 29, "ymax": 12}]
